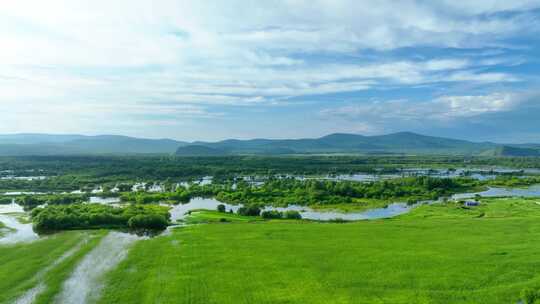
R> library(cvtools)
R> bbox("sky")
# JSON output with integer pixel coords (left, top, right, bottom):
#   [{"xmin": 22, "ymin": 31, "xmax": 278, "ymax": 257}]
[{"xmin": 1, "ymin": 1, "xmax": 540, "ymax": 143}]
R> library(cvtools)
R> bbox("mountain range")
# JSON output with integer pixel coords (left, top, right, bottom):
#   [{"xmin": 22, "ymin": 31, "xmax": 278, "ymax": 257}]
[{"xmin": 0, "ymin": 132, "xmax": 539, "ymax": 157}]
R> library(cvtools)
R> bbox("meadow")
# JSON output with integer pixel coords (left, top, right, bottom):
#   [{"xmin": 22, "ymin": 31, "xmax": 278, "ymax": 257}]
[{"xmin": 96, "ymin": 198, "xmax": 540, "ymax": 304}]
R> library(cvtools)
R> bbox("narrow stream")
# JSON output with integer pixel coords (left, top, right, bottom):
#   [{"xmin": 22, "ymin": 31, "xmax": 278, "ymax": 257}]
[
  {"xmin": 55, "ymin": 232, "xmax": 144, "ymax": 304},
  {"xmin": 14, "ymin": 238, "xmax": 87, "ymax": 304}
]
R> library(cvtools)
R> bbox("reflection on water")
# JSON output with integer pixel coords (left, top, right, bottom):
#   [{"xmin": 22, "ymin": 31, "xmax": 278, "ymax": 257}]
[
  {"xmin": 168, "ymin": 197, "xmax": 413, "ymax": 221},
  {"xmin": 172, "ymin": 184, "xmax": 540, "ymax": 222},
  {"xmin": 263, "ymin": 203, "xmax": 413, "ymax": 221}
]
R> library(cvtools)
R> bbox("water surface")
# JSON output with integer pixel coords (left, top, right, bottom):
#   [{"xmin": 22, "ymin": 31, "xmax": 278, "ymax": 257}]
[
  {"xmin": 0, "ymin": 202, "xmax": 39, "ymax": 244},
  {"xmin": 452, "ymin": 185, "xmax": 540, "ymax": 200},
  {"xmin": 169, "ymin": 197, "xmax": 413, "ymax": 221}
]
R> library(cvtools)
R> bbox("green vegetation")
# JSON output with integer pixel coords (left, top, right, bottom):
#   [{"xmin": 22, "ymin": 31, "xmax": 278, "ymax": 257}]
[
  {"xmin": 128, "ymin": 214, "xmax": 168, "ymax": 230},
  {"xmin": 284, "ymin": 210, "xmax": 302, "ymax": 219},
  {"xmin": 216, "ymin": 203, "xmax": 226, "ymax": 213},
  {"xmin": 1, "ymin": 155, "xmax": 539, "ymax": 193},
  {"xmin": 119, "ymin": 183, "xmax": 218, "ymax": 204},
  {"xmin": 403, "ymin": 197, "xmax": 540, "ymax": 219},
  {"xmin": 261, "ymin": 210, "xmax": 302, "ymax": 219},
  {"xmin": 261, "ymin": 210, "xmax": 283, "ymax": 219},
  {"xmin": 31, "ymin": 204, "xmax": 170, "ymax": 231},
  {"xmin": 96, "ymin": 198, "xmax": 540, "ymax": 304},
  {"xmin": 183, "ymin": 210, "xmax": 261, "ymax": 224},
  {"xmin": 1, "ymin": 154, "xmax": 540, "ymax": 303},
  {"xmin": 15, "ymin": 193, "xmax": 89, "ymax": 210},
  {"xmin": 0, "ymin": 230, "xmax": 105, "ymax": 304},
  {"xmin": 486, "ymin": 175, "xmax": 540, "ymax": 188},
  {"xmin": 217, "ymin": 176, "xmax": 480, "ymax": 210},
  {"xmin": 101, "ymin": 176, "xmax": 488, "ymax": 213},
  {"xmin": 0, "ymin": 221, "xmax": 14, "ymax": 237},
  {"xmin": 236, "ymin": 205, "xmax": 262, "ymax": 216},
  {"xmin": 0, "ymin": 197, "xmax": 12, "ymax": 204}
]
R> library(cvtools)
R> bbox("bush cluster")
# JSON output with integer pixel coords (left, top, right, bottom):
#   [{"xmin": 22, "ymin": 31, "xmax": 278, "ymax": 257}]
[
  {"xmin": 31, "ymin": 203, "xmax": 170, "ymax": 231},
  {"xmin": 261, "ymin": 210, "xmax": 302, "ymax": 220},
  {"xmin": 237, "ymin": 205, "xmax": 261, "ymax": 216}
]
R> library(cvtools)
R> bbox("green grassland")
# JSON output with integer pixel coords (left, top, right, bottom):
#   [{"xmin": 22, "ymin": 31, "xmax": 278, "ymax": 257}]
[
  {"xmin": 97, "ymin": 197, "xmax": 540, "ymax": 304},
  {"xmin": 182, "ymin": 209, "xmax": 263, "ymax": 224},
  {"xmin": 0, "ymin": 230, "xmax": 106, "ymax": 304},
  {"xmin": 3, "ymin": 198, "xmax": 540, "ymax": 303}
]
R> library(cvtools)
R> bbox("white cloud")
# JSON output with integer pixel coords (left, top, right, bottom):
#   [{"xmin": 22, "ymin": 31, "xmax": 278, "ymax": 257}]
[
  {"xmin": 320, "ymin": 92, "xmax": 529, "ymax": 122},
  {"xmin": 0, "ymin": 0, "xmax": 538, "ymax": 136}
]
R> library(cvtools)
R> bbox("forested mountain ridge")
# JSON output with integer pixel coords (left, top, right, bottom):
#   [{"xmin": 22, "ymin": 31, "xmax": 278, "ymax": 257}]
[
  {"xmin": 0, "ymin": 132, "xmax": 538, "ymax": 156},
  {"xmin": 179, "ymin": 132, "xmax": 509, "ymax": 156}
]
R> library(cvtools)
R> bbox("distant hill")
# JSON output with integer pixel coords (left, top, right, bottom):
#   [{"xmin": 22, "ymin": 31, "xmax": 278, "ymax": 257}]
[
  {"xmin": 0, "ymin": 134, "xmax": 187, "ymax": 155},
  {"xmin": 175, "ymin": 145, "xmax": 228, "ymax": 156},
  {"xmin": 0, "ymin": 132, "xmax": 538, "ymax": 156},
  {"xmin": 183, "ymin": 132, "xmax": 498, "ymax": 155},
  {"xmin": 492, "ymin": 146, "xmax": 540, "ymax": 157}
]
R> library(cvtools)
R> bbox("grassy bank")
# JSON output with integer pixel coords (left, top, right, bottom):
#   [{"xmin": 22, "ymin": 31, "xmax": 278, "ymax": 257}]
[
  {"xmin": 98, "ymin": 198, "xmax": 540, "ymax": 304},
  {"xmin": 182, "ymin": 210, "xmax": 262, "ymax": 224}
]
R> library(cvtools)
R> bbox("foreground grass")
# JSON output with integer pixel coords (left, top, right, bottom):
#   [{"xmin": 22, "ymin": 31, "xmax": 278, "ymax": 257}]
[
  {"xmin": 98, "ymin": 198, "xmax": 540, "ymax": 304},
  {"xmin": 0, "ymin": 230, "xmax": 106, "ymax": 304}
]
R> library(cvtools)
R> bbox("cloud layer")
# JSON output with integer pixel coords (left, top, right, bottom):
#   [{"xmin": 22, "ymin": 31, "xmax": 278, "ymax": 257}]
[{"xmin": 1, "ymin": 1, "xmax": 539, "ymax": 141}]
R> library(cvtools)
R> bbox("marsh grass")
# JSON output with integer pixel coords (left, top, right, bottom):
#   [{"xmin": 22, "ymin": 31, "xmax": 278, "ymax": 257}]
[{"xmin": 0, "ymin": 230, "xmax": 105, "ymax": 304}]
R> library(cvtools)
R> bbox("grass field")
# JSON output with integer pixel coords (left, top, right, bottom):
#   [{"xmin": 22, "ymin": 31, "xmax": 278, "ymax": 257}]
[
  {"xmin": 97, "ymin": 198, "xmax": 540, "ymax": 304},
  {"xmin": 0, "ymin": 230, "xmax": 106, "ymax": 304},
  {"xmin": 183, "ymin": 209, "xmax": 263, "ymax": 224},
  {"xmin": 3, "ymin": 198, "xmax": 540, "ymax": 303}
]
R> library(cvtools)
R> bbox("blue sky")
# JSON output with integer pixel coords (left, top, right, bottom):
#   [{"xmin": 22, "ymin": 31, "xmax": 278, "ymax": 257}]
[{"xmin": 1, "ymin": 1, "xmax": 540, "ymax": 143}]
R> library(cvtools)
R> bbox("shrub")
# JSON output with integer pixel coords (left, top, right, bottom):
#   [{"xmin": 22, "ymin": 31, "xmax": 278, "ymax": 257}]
[
  {"xmin": 128, "ymin": 214, "xmax": 168, "ymax": 230},
  {"xmin": 32, "ymin": 203, "xmax": 170, "ymax": 231},
  {"xmin": 521, "ymin": 288, "xmax": 540, "ymax": 304},
  {"xmin": 284, "ymin": 210, "xmax": 302, "ymax": 219},
  {"xmin": 217, "ymin": 204, "xmax": 226, "ymax": 213},
  {"xmin": 261, "ymin": 210, "xmax": 283, "ymax": 219},
  {"xmin": 328, "ymin": 218, "xmax": 349, "ymax": 223},
  {"xmin": 237, "ymin": 205, "xmax": 261, "ymax": 216},
  {"xmin": 0, "ymin": 197, "xmax": 13, "ymax": 204}
]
